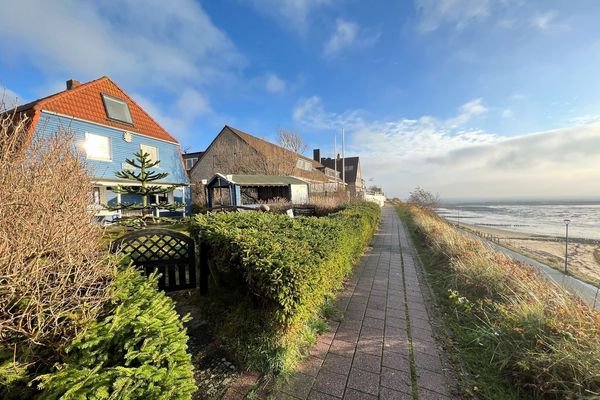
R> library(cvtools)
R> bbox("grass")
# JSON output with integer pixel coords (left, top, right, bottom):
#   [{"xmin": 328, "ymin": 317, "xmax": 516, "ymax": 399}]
[
  {"xmin": 459, "ymin": 225, "xmax": 600, "ymax": 287},
  {"xmin": 395, "ymin": 206, "xmax": 524, "ymax": 399},
  {"xmin": 394, "ymin": 202, "xmax": 600, "ymax": 399}
]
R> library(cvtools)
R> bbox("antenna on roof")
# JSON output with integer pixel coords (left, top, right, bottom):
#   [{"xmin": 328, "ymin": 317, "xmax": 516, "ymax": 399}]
[
  {"xmin": 334, "ymin": 131, "xmax": 338, "ymax": 182},
  {"xmin": 342, "ymin": 128, "xmax": 345, "ymax": 185}
]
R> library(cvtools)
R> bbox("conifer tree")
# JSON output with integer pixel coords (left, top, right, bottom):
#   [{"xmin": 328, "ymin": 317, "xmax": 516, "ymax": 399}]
[{"xmin": 109, "ymin": 150, "xmax": 182, "ymax": 217}]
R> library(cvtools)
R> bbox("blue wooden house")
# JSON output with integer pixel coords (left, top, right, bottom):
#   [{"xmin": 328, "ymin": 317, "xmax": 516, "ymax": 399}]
[{"xmin": 14, "ymin": 77, "xmax": 189, "ymax": 220}]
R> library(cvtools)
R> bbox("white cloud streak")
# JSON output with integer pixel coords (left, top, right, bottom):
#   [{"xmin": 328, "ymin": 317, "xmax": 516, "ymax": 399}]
[
  {"xmin": 323, "ymin": 19, "xmax": 379, "ymax": 57},
  {"xmin": 293, "ymin": 96, "xmax": 600, "ymax": 198},
  {"xmin": 243, "ymin": 0, "xmax": 333, "ymax": 33},
  {"xmin": 415, "ymin": 0, "xmax": 491, "ymax": 32}
]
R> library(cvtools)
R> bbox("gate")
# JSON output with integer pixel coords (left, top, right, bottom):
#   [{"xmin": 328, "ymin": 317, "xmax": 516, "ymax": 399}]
[{"xmin": 110, "ymin": 228, "xmax": 197, "ymax": 292}]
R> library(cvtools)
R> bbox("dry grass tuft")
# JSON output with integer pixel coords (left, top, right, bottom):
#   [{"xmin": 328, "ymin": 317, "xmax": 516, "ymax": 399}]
[
  {"xmin": 399, "ymin": 201, "xmax": 600, "ymax": 397},
  {"xmin": 0, "ymin": 106, "xmax": 115, "ymax": 356}
]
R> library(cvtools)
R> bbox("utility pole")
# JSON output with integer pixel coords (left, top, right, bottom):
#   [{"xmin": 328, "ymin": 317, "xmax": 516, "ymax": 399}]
[
  {"xmin": 342, "ymin": 128, "xmax": 346, "ymax": 186},
  {"xmin": 334, "ymin": 132, "xmax": 338, "ymax": 184},
  {"xmin": 564, "ymin": 219, "xmax": 570, "ymax": 274}
]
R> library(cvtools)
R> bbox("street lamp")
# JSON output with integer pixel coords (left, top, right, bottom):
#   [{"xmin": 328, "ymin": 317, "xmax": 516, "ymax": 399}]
[{"xmin": 564, "ymin": 219, "xmax": 571, "ymax": 274}]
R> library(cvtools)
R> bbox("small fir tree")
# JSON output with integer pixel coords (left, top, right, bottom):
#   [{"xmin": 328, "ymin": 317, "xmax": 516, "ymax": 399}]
[{"xmin": 109, "ymin": 150, "xmax": 182, "ymax": 218}]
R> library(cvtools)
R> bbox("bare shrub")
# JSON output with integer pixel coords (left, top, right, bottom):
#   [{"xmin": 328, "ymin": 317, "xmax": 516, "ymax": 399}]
[
  {"xmin": 308, "ymin": 192, "xmax": 348, "ymax": 216},
  {"xmin": 0, "ymin": 108, "xmax": 115, "ymax": 354},
  {"xmin": 407, "ymin": 186, "xmax": 440, "ymax": 210}
]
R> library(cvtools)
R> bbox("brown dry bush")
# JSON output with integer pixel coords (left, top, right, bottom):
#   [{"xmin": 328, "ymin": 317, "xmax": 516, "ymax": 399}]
[{"xmin": 0, "ymin": 106, "xmax": 115, "ymax": 358}]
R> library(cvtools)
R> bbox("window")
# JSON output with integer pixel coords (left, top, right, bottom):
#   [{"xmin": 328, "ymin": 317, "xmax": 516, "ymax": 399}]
[
  {"xmin": 85, "ymin": 133, "xmax": 111, "ymax": 161},
  {"xmin": 344, "ymin": 165, "xmax": 354, "ymax": 172},
  {"xmin": 140, "ymin": 144, "xmax": 159, "ymax": 164},
  {"xmin": 296, "ymin": 159, "xmax": 313, "ymax": 171},
  {"xmin": 102, "ymin": 94, "xmax": 133, "ymax": 124},
  {"xmin": 185, "ymin": 157, "xmax": 198, "ymax": 170}
]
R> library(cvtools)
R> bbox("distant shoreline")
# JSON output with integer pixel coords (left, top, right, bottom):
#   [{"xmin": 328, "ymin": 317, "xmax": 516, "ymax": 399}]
[{"xmin": 454, "ymin": 220, "xmax": 600, "ymax": 286}]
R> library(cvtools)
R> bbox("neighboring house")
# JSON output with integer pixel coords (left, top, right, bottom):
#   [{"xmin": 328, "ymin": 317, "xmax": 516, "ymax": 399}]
[
  {"xmin": 182, "ymin": 151, "xmax": 204, "ymax": 172},
  {"xmin": 189, "ymin": 125, "xmax": 341, "ymax": 203},
  {"xmin": 12, "ymin": 77, "xmax": 189, "ymax": 220},
  {"xmin": 319, "ymin": 154, "xmax": 365, "ymax": 197}
]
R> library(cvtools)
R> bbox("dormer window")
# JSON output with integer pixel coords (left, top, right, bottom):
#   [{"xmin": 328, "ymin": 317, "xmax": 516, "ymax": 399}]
[{"xmin": 102, "ymin": 94, "xmax": 133, "ymax": 124}]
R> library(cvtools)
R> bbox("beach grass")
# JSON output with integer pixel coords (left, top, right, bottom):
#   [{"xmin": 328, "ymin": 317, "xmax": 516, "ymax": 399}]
[{"xmin": 394, "ymin": 200, "xmax": 600, "ymax": 399}]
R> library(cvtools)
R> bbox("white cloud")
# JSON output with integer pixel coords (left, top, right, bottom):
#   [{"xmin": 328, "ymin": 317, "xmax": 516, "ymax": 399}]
[
  {"xmin": 265, "ymin": 73, "xmax": 287, "ymax": 93},
  {"xmin": 293, "ymin": 96, "xmax": 600, "ymax": 198},
  {"xmin": 0, "ymin": 0, "xmax": 242, "ymax": 91},
  {"xmin": 415, "ymin": 0, "xmax": 491, "ymax": 33},
  {"xmin": 531, "ymin": 11, "xmax": 557, "ymax": 31},
  {"xmin": 446, "ymin": 98, "xmax": 488, "ymax": 128},
  {"xmin": 323, "ymin": 19, "xmax": 379, "ymax": 58},
  {"xmin": 244, "ymin": 0, "xmax": 333, "ymax": 33},
  {"xmin": 175, "ymin": 89, "xmax": 212, "ymax": 119},
  {"xmin": 323, "ymin": 19, "xmax": 358, "ymax": 57},
  {"xmin": 502, "ymin": 109, "xmax": 514, "ymax": 118}
]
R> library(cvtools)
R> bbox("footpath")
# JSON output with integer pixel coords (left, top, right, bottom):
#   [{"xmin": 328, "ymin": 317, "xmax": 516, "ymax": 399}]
[{"xmin": 274, "ymin": 206, "xmax": 456, "ymax": 400}]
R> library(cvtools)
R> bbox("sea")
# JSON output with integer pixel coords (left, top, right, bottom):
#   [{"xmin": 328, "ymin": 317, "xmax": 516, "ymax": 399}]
[{"xmin": 437, "ymin": 200, "xmax": 600, "ymax": 241}]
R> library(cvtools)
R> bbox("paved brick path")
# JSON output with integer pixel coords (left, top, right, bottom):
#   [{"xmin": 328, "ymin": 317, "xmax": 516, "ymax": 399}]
[{"xmin": 275, "ymin": 206, "xmax": 454, "ymax": 400}]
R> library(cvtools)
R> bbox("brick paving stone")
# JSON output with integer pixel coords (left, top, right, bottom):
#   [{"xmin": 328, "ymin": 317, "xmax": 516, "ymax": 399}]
[
  {"xmin": 380, "ymin": 387, "xmax": 413, "ymax": 400},
  {"xmin": 322, "ymin": 353, "xmax": 353, "ymax": 376},
  {"xmin": 342, "ymin": 388, "xmax": 377, "ymax": 400},
  {"xmin": 281, "ymin": 373, "xmax": 315, "ymax": 399},
  {"xmin": 414, "ymin": 351, "xmax": 443, "ymax": 373},
  {"xmin": 362, "ymin": 316, "xmax": 385, "ymax": 330},
  {"xmin": 313, "ymin": 370, "xmax": 347, "ymax": 398},
  {"xmin": 346, "ymin": 368, "xmax": 379, "ymax": 396},
  {"xmin": 329, "ymin": 339, "xmax": 356, "ymax": 358},
  {"xmin": 299, "ymin": 356, "xmax": 325, "ymax": 377},
  {"xmin": 380, "ymin": 366, "xmax": 413, "ymax": 394},
  {"xmin": 382, "ymin": 350, "xmax": 410, "ymax": 372},
  {"xmin": 364, "ymin": 308, "xmax": 385, "ymax": 320},
  {"xmin": 307, "ymin": 390, "xmax": 341, "ymax": 400},
  {"xmin": 419, "ymin": 388, "xmax": 452, "ymax": 400},
  {"xmin": 351, "ymin": 351, "xmax": 381, "ymax": 374},
  {"xmin": 417, "ymin": 370, "xmax": 449, "ymax": 395}
]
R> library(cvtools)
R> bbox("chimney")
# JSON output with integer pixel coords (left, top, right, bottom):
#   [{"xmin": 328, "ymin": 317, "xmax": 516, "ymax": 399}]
[
  {"xmin": 66, "ymin": 79, "xmax": 81, "ymax": 90},
  {"xmin": 313, "ymin": 148, "xmax": 321, "ymax": 162},
  {"xmin": 337, "ymin": 153, "xmax": 341, "ymax": 159}
]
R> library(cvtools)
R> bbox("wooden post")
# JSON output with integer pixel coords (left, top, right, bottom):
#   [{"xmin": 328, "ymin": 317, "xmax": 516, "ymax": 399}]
[{"xmin": 199, "ymin": 238, "xmax": 209, "ymax": 295}]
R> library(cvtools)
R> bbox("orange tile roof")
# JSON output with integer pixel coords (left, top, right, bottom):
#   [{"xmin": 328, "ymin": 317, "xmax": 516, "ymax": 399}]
[{"xmin": 17, "ymin": 76, "xmax": 179, "ymax": 143}]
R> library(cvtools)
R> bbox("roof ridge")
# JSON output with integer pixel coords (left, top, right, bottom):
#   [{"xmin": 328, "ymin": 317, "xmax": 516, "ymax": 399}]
[
  {"xmin": 14, "ymin": 76, "xmax": 109, "ymax": 112},
  {"xmin": 225, "ymin": 125, "xmax": 321, "ymax": 165}
]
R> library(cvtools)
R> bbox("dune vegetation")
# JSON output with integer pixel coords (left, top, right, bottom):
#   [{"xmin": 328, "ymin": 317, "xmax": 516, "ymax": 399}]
[{"xmin": 395, "ymin": 201, "xmax": 600, "ymax": 399}]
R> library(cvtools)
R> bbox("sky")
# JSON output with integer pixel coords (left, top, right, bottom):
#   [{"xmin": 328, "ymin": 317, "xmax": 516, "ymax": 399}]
[{"xmin": 1, "ymin": 0, "xmax": 600, "ymax": 199}]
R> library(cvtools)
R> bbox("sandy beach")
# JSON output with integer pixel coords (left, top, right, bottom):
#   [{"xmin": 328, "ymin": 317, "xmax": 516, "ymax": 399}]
[{"xmin": 459, "ymin": 222, "xmax": 600, "ymax": 286}]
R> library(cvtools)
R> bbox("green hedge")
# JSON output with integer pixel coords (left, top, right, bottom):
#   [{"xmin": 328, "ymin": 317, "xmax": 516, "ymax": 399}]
[
  {"xmin": 27, "ymin": 267, "xmax": 196, "ymax": 400},
  {"xmin": 190, "ymin": 202, "xmax": 380, "ymax": 372}
]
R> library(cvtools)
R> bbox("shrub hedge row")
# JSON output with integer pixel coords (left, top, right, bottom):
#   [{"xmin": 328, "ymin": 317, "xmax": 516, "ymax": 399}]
[{"xmin": 190, "ymin": 202, "xmax": 380, "ymax": 372}]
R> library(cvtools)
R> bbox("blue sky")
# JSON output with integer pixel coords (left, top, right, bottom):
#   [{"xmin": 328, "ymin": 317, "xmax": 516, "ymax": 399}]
[{"xmin": 2, "ymin": 0, "xmax": 600, "ymax": 198}]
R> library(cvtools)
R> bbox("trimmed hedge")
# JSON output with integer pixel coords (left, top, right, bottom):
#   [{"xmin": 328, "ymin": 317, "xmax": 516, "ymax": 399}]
[
  {"xmin": 190, "ymin": 202, "xmax": 380, "ymax": 372},
  {"xmin": 22, "ymin": 267, "xmax": 196, "ymax": 400}
]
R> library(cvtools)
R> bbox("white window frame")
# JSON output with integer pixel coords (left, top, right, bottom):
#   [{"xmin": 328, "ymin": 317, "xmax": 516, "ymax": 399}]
[
  {"xmin": 140, "ymin": 144, "xmax": 159, "ymax": 165},
  {"xmin": 85, "ymin": 132, "xmax": 112, "ymax": 161}
]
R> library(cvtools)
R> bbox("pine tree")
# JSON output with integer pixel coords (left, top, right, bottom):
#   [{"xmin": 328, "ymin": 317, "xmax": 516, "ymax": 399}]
[{"xmin": 109, "ymin": 150, "xmax": 182, "ymax": 218}]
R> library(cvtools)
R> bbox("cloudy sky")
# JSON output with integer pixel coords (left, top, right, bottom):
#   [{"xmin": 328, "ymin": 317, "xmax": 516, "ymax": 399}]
[{"xmin": 1, "ymin": 0, "xmax": 600, "ymax": 199}]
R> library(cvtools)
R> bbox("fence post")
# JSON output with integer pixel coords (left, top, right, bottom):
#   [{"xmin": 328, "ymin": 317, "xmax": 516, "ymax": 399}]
[{"xmin": 199, "ymin": 237, "xmax": 209, "ymax": 295}]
